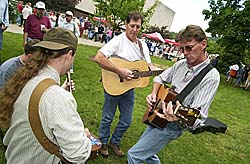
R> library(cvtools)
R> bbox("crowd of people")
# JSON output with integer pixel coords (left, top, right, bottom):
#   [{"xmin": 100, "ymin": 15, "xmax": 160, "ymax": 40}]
[
  {"xmin": 0, "ymin": 1, "xmax": 248, "ymax": 164},
  {"xmin": 144, "ymin": 39, "xmax": 184, "ymax": 61},
  {"xmin": 226, "ymin": 63, "xmax": 250, "ymax": 90}
]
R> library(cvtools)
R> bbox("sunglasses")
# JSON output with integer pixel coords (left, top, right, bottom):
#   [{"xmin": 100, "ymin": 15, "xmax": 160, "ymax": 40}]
[{"xmin": 180, "ymin": 41, "xmax": 200, "ymax": 52}]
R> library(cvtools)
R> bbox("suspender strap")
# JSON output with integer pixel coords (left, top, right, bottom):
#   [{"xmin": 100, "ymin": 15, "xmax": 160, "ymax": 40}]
[
  {"xmin": 28, "ymin": 78, "xmax": 71, "ymax": 164},
  {"xmin": 173, "ymin": 64, "xmax": 214, "ymax": 103}
]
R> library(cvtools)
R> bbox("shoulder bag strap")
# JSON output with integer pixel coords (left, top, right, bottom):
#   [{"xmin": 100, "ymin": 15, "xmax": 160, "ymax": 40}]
[
  {"xmin": 173, "ymin": 64, "xmax": 214, "ymax": 103},
  {"xmin": 28, "ymin": 78, "xmax": 71, "ymax": 164}
]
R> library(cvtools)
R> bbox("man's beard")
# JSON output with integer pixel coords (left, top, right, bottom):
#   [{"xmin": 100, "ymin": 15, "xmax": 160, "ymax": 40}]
[{"xmin": 37, "ymin": 12, "xmax": 44, "ymax": 19}]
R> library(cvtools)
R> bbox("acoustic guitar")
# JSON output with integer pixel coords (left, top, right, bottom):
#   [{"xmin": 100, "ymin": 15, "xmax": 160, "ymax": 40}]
[
  {"xmin": 142, "ymin": 85, "xmax": 201, "ymax": 130},
  {"xmin": 102, "ymin": 57, "xmax": 163, "ymax": 95}
]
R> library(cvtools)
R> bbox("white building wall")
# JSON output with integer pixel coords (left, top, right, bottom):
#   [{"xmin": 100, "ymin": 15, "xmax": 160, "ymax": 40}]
[
  {"xmin": 144, "ymin": 0, "xmax": 175, "ymax": 30},
  {"xmin": 75, "ymin": 0, "xmax": 95, "ymax": 14}
]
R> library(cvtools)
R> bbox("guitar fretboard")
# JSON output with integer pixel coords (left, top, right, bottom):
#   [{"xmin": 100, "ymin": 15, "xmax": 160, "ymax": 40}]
[{"xmin": 137, "ymin": 70, "xmax": 164, "ymax": 77}]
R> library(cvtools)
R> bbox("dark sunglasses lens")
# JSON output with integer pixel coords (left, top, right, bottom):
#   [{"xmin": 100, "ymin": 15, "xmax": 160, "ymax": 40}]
[{"xmin": 185, "ymin": 46, "xmax": 192, "ymax": 52}]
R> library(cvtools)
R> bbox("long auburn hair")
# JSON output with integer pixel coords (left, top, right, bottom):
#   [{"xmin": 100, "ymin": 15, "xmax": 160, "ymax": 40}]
[{"xmin": 0, "ymin": 47, "xmax": 74, "ymax": 128}]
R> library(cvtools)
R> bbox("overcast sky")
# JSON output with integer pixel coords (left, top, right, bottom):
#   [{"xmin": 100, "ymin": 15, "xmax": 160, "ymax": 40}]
[{"xmin": 161, "ymin": 0, "xmax": 210, "ymax": 33}]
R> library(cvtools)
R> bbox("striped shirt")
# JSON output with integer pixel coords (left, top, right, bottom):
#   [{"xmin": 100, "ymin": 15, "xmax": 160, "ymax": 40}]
[
  {"xmin": 154, "ymin": 58, "xmax": 220, "ymax": 127},
  {"xmin": 3, "ymin": 66, "xmax": 91, "ymax": 164}
]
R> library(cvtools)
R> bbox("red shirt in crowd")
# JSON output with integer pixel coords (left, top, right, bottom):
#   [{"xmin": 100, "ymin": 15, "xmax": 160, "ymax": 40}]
[
  {"xmin": 17, "ymin": 3, "xmax": 23, "ymax": 13},
  {"xmin": 24, "ymin": 15, "xmax": 51, "ymax": 40}
]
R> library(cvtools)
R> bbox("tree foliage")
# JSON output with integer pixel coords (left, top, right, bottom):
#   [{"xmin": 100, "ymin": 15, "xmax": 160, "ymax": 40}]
[
  {"xmin": 93, "ymin": 0, "xmax": 157, "ymax": 31},
  {"xmin": 203, "ymin": 0, "xmax": 250, "ymax": 68}
]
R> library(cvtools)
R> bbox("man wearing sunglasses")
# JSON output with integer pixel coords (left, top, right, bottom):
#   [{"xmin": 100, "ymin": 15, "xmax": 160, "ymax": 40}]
[{"xmin": 128, "ymin": 25, "xmax": 220, "ymax": 164}]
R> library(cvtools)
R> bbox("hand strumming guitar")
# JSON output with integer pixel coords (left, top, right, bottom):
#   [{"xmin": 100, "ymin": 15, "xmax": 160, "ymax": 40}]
[
  {"xmin": 117, "ymin": 68, "xmax": 134, "ymax": 80},
  {"xmin": 155, "ymin": 101, "xmax": 179, "ymax": 122},
  {"xmin": 146, "ymin": 93, "xmax": 157, "ymax": 110}
]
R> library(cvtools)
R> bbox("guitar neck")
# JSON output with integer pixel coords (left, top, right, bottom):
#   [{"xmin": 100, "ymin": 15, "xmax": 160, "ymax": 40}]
[{"xmin": 139, "ymin": 70, "xmax": 163, "ymax": 77}]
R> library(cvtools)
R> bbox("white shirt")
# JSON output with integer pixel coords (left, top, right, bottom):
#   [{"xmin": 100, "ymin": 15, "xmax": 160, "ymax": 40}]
[
  {"xmin": 100, "ymin": 32, "xmax": 151, "ymax": 63},
  {"xmin": 3, "ymin": 66, "xmax": 91, "ymax": 164},
  {"xmin": 22, "ymin": 5, "xmax": 32, "ymax": 19},
  {"xmin": 61, "ymin": 20, "xmax": 80, "ymax": 37},
  {"xmin": 230, "ymin": 64, "xmax": 239, "ymax": 71}
]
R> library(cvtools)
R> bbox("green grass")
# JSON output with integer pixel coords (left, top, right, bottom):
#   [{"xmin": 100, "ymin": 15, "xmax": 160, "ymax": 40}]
[{"xmin": 1, "ymin": 32, "xmax": 250, "ymax": 164}]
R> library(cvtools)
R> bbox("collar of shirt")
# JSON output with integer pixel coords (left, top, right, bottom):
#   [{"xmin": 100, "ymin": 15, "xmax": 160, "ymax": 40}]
[
  {"xmin": 187, "ymin": 58, "xmax": 210, "ymax": 76},
  {"xmin": 42, "ymin": 65, "xmax": 61, "ymax": 84}
]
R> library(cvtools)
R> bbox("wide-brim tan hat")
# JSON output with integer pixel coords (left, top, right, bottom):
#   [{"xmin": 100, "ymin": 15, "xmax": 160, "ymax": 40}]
[{"xmin": 34, "ymin": 27, "xmax": 78, "ymax": 50}]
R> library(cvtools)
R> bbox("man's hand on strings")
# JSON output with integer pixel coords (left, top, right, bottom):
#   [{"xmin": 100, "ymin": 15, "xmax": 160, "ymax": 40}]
[
  {"xmin": 146, "ymin": 93, "xmax": 157, "ymax": 110},
  {"xmin": 155, "ymin": 101, "xmax": 179, "ymax": 122},
  {"xmin": 118, "ymin": 68, "xmax": 134, "ymax": 80}
]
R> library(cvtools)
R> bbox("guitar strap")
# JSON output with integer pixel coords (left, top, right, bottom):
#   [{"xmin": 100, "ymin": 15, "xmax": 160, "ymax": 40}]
[
  {"xmin": 173, "ymin": 64, "xmax": 214, "ymax": 103},
  {"xmin": 137, "ymin": 39, "xmax": 145, "ymax": 59},
  {"xmin": 28, "ymin": 78, "xmax": 71, "ymax": 164}
]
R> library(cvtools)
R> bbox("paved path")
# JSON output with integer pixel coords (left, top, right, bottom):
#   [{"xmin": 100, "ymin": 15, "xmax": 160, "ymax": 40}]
[{"xmin": 6, "ymin": 24, "xmax": 105, "ymax": 48}]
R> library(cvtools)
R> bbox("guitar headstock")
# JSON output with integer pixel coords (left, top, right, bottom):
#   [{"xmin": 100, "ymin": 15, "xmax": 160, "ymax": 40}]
[{"xmin": 174, "ymin": 105, "xmax": 201, "ymax": 128}]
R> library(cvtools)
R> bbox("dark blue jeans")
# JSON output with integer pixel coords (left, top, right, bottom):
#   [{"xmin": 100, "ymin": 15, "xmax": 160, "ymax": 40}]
[{"xmin": 99, "ymin": 89, "xmax": 134, "ymax": 145}]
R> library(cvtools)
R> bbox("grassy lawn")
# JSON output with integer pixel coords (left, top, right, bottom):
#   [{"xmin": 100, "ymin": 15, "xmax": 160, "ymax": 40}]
[{"xmin": 0, "ymin": 32, "xmax": 250, "ymax": 164}]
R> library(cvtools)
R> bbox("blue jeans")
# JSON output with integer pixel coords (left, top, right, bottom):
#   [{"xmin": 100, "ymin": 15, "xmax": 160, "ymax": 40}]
[
  {"xmin": 99, "ymin": 89, "xmax": 134, "ymax": 145},
  {"xmin": 127, "ymin": 123, "xmax": 183, "ymax": 164}
]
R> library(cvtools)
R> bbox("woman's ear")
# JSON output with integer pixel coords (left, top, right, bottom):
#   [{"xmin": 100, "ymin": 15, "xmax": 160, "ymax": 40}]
[{"xmin": 67, "ymin": 50, "xmax": 74, "ymax": 56}]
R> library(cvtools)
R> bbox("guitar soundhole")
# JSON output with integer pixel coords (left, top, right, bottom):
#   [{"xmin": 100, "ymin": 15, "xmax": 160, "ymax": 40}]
[{"xmin": 132, "ymin": 70, "xmax": 140, "ymax": 79}]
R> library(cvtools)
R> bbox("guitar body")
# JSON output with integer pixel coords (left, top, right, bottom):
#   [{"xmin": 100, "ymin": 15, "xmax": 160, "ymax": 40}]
[
  {"xmin": 142, "ymin": 85, "xmax": 171, "ymax": 129},
  {"xmin": 143, "ymin": 108, "xmax": 168, "ymax": 129},
  {"xmin": 142, "ymin": 85, "xmax": 200, "ymax": 130},
  {"xmin": 102, "ymin": 57, "xmax": 151, "ymax": 95}
]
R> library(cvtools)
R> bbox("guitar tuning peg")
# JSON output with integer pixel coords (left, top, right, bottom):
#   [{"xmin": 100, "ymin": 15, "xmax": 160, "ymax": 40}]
[{"xmin": 170, "ymin": 85, "xmax": 176, "ymax": 91}]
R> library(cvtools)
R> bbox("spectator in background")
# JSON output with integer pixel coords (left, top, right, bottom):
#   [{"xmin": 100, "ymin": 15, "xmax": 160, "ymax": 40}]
[
  {"xmin": 106, "ymin": 27, "xmax": 113, "ymax": 43},
  {"xmin": 235, "ymin": 66, "xmax": 246, "ymax": 87},
  {"xmin": 22, "ymin": 2, "xmax": 32, "ymax": 27},
  {"xmin": 55, "ymin": 12, "xmax": 64, "ymax": 27},
  {"xmin": 60, "ymin": 11, "xmax": 79, "ymax": 37},
  {"xmin": 114, "ymin": 28, "xmax": 122, "ymax": 36},
  {"xmin": 17, "ymin": 1, "xmax": 23, "ymax": 27},
  {"xmin": 60, "ymin": 10, "xmax": 79, "ymax": 74},
  {"xmin": 0, "ymin": 0, "xmax": 9, "ymax": 64},
  {"xmin": 0, "ymin": 39, "xmax": 40, "ymax": 87},
  {"xmin": 226, "ymin": 63, "xmax": 239, "ymax": 83},
  {"xmin": 211, "ymin": 56, "xmax": 219, "ymax": 68},
  {"xmin": 49, "ymin": 10, "xmax": 56, "ymax": 27},
  {"xmin": 98, "ymin": 24, "xmax": 105, "ymax": 42},
  {"xmin": 23, "ymin": 1, "xmax": 51, "ymax": 45}
]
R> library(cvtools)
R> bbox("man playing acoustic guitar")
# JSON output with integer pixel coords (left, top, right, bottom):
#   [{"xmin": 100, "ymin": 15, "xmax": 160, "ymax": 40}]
[
  {"xmin": 93, "ymin": 11, "xmax": 153, "ymax": 158},
  {"xmin": 128, "ymin": 25, "xmax": 220, "ymax": 163}
]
